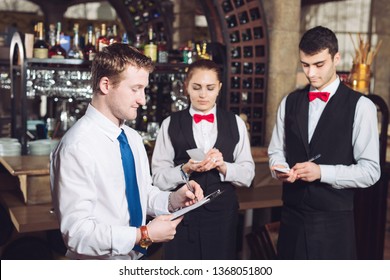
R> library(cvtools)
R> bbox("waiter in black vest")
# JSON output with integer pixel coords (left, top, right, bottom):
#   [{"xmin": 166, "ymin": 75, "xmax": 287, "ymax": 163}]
[
  {"xmin": 268, "ymin": 26, "xmax": 380, "ymax": 259},
  {"xmin": 152, "ymin": 59, "xmax": 255, "ymax": 259}
]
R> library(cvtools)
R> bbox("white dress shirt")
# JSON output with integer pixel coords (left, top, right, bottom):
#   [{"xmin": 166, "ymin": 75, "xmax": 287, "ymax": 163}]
[
  {"xmin": 151, "ymin": 105, "xmax": 255, "ymax": 191},
  {"xmin": 268, "ymin": 78, "xmax": 381, "ymax": 189},
  {"xmin": 50, "ymin": 104, "xmax": 170, "ymax": 260}
]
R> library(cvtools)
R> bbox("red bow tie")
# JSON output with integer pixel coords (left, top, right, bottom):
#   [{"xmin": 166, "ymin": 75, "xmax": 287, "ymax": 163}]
[
  {"xmin": 193, "ymin": 113, "xmax": 215, "ymax": 123},
  {"xmin": 308, "ymin": 91, "xmax": 330, "ymax": 102}
]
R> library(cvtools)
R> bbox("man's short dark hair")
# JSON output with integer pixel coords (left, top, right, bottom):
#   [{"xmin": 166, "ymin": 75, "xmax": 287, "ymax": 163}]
[{"xmin": 299, "ymin": 26, "xmax": 338, "ymax": 58}]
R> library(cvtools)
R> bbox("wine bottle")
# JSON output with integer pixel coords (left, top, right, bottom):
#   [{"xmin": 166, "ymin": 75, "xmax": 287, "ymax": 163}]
[
  {"xmin": 68, "ymin": 23, "xmax": 84, "ymax": 59},
  {"xmin": 157, "ymin": 29, "xmax": 168, "ymax": 63},
  {"xmin": 83, "ymin": 25, "xmax": 97, "ymax": 61},
  {"xmin": 97, "ymin": 23, "xmax": 109, "ymax": 52},
  {"xmin": 134, "ymin": 33, "xmax": 144, "ymax": 53},
  {"xmin": 49, "ymin": 22, "xmax": 67, "ymax": 59},
  {"xmin": 33, "ymin": 22, "xmax": 49, "ymax": 59},
  {"xmin": 144, "ymin": 25, "xmax": 157, "ymax": 62},
  {"xmin": 48, "ymin": 23, "xmax": 56, "ymax": 48},
  {"xmin": 108, "ymin": 24, "xmax": 121, "ymax": 45},
  {"xmin": 122, "ymin": 32, "xmax": 129, "ymax": 44}
]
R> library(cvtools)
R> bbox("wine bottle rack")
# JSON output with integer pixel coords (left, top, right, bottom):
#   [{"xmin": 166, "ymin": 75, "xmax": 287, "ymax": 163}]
[
  {"xmin": 205, "ymin": 0, "xmax": 268, "ymax": 146},
  {"xmin": 112, "ymin": 0, "xmax": 268, "ymax": 146}
]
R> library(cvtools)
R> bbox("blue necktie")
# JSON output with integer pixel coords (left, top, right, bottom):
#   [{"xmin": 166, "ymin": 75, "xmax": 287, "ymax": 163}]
[{"xmin": 117, "ymin": 129, "xmax": 145, "ymax": 254}]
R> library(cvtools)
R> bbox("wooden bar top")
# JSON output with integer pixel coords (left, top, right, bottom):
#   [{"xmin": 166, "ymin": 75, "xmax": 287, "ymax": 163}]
[{"xmin": 0, "ymin": 155, "xmax": 50, "ymax": 176}]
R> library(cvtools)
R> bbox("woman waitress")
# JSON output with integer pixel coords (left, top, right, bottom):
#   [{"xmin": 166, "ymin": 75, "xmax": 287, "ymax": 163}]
[{"xmin": 151, "ymin": 59, "xmax": 255, "ymax": 259}]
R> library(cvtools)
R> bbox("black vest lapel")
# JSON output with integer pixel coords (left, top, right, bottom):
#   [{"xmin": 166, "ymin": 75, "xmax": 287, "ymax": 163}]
[
  {"xmin": 181, "ymin": 109, "xmax": 197, "ymax": 148},
  {"xmin": 296, "ymin": 94, "xmax": 310, "ymax": 155}
]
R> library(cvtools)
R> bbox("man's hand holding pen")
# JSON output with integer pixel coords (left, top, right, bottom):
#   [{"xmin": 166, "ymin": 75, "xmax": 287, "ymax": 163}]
[{"xmin": 170, "ymin": 180, "xmax": 203, "ymax": 211}]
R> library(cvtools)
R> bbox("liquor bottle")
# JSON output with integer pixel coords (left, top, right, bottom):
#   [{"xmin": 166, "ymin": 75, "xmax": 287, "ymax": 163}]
[
  {"xmin": 49, "ymin": 22, "xmax": 67, "ymax": 59},
  {"xmin": 122, "ymin": 32, "xmax": 129, "ymax": 44},
  {"xmin": 33, "ymin": 23, "xmax": 39, "ymax": 42},
  {"xmin": 108, "ymin": 24, "xmax": 121, "ymax": 45},
  {"xmin": 183, "ymin": 40, "xmax": 196, "ymax": 64},
  {"xmin": 106, "ymin": 26, "xmax": 113, "ymax": 44},
  {"xmin": 134, "ymin": 33, "xmax": 144, "ymax": 53},
  {"xmin": 83, "ymin": 25, "xmax": 97, "ymax": 61},
  {"xmin": 48, "ymin": 23, "xmax": 56, "ymax": 48},
  {"xmin": 143, "ymin": 25, "xmax": 157, "ymax": 62},
  {"xmin": 94, "ymin": 26, "xmax": 100, "ymax": 48},
  {"xmin": 67, "ymin": 23, "xmax": 84, "ymax": 59},
  {"xmin": 33, "ymin": 22, "xmax": 49, "ymax": 59},
  {"xmin": 97, "ymin": 23, "xmax": 109, "ymax": 52},
  {"xmin": 157, "ymin": 30, "xmax": 168, "ymax": 63}
]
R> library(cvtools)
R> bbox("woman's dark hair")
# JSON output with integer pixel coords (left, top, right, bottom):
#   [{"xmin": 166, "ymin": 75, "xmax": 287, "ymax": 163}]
[
  {"xmin": 91, "ymin": 43, "xmax": 154, "ymax": 93},
  {"xmin": 186, "ymin": 59, "xmax": 222, "ymax": 83},
  {"xmin": 299, "ymin": 26, "xmax": 339, "ymax": 58}
]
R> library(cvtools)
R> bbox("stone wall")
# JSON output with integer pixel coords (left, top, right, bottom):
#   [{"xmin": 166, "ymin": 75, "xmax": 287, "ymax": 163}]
[
  {"xmin": 262, "ymin": 0, "xmax": 301, "ymax": 145},
  {"xmin": 372, "ymin": 0, "xmax": 390, "ymax": 105}
]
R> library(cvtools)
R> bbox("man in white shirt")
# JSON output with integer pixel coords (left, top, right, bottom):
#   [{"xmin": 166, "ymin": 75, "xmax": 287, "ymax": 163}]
[
  {"xmin": 50, "ymin": 43, "xmax": 203, "ymax": 260},
  {"xmin": 268, "ymin": 26, "xmax": 380, "ymax": 259}
]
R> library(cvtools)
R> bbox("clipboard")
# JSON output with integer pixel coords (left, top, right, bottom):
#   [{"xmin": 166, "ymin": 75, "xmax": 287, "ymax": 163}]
[{"xmin": 170, "ymin": 189, "xmax": 224, "ymax": 221}]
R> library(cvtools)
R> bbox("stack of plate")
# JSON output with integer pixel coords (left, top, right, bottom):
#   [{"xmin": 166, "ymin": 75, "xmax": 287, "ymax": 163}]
[
  {"xmin": 28, "ymin": 139, "xmax": 60, "ymax": 156},
  {"xmin": 0, "ymin": 138, "xmax": 21, "ymax": 156}
]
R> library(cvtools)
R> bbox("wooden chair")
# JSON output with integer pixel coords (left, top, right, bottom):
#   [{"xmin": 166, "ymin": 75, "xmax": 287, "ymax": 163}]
[{"xmin": 246, "ymin": 221, "xmax": 280, "ymax": 259}]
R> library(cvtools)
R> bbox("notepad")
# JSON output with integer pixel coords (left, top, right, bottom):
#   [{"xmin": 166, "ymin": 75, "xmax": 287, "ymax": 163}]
[
  {"xmin": 170, "ymin": 189, "xmax": 224, "ymax": 221},
  {"xmin": 186, "ymin": 148, "xmax": 206, "ymax": 162},
  {"xmin": 274, "ymin": 167, "xmax": 290, "ymax": 173}
]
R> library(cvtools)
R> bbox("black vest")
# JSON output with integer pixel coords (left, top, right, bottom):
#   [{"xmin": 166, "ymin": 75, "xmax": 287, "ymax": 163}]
[
  {"xmin": 284, "ymin": 82, "xmax": 362, "ymax": 211},
  {"xmin": 168, "ymin": 108, "xmax": 239, "ymax": 211}
]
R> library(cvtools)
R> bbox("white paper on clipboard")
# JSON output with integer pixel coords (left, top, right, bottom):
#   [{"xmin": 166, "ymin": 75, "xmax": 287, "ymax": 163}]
[
  {"xmin": 170, "ymin": 189, "xmax": 224, "ymax": 221},
  {"xmin": 186, "ymin": 148, "xmax": 206, "ymax": 162}
]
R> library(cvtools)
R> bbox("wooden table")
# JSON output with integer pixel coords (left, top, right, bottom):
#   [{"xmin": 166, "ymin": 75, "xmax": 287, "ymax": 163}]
[
  {"xmin": 236, "ymin": 184, "xmax": 283, "ymax": 259},
  {"xmin": 237, "ymin": 184, "xmax": 283, "ymax": 210},
  {"xmin": 0, "ymin": 155, "xmax": 51, "ymax": 204},
  {"xmin": 0, "ymin": 155, "xmax": 50, "ymax": 176},
  {"xmin": 0, "ymin": 191, "xmax": 58, "ymax": 233},
  {"xmin": 0, "ymin": 155, "xmax": 56, "ymax": 233}
]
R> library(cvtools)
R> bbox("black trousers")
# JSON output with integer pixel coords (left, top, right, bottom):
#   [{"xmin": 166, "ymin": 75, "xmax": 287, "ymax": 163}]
[
  {"xmin": 277, "ymin": 204, "xmax": 356, "ymax": 260},
  {"xmin": 163, "ymin": 207, "xmax": 238, "ymax": 260}
]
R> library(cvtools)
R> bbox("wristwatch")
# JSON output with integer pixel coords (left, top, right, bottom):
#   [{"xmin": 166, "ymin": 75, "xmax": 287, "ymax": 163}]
[{"xmin": 139, "ymin": 225, "xmax": 152, "ymax": 249}]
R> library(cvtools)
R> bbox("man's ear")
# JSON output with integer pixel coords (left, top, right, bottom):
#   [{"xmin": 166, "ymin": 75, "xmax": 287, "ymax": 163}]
[
  {"xmin": 333, "ymin": 52, "xmax": 341, "ymax": 67},
  {"xmin": 99, "ymin": 77, "xmax": 110, "ymax": 95}
]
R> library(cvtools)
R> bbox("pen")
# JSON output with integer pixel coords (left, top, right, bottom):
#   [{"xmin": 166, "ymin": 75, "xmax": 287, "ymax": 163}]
[
  {"xmin": 180, "ymin": 168, "xmax": 198, "ymax": 201},
  {"xmin": 308, "ymin": 154, "xmax": 321, "ymax": 162}
]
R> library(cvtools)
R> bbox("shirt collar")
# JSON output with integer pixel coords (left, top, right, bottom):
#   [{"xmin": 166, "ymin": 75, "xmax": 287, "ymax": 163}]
[
  {"xmin": 309, "ymin": 76, "xmax": 340, "ymax": 100},
  {"xmin": 189, "ymin": 105, "xmax": 217, "ymax": 117},
  {"xmin": 85, "ymin": 104, "xmax": 123, "ymax": 142}
]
